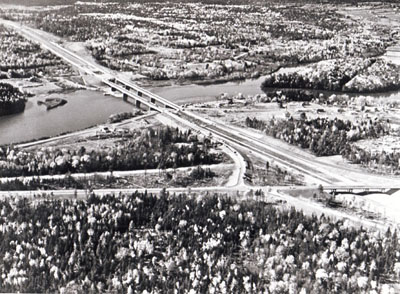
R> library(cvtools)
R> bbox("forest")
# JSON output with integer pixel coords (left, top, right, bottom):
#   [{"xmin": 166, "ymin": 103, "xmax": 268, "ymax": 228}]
[
  {"xmin": 0, "ymin": 0, "xmax": 397, "ymax": 5},
  {"xmin": 4, "ymin": 0, "xmax": 387, "ymax": 85},
  {"xmin": 245, "ymin": 115, "xmax": 400, "ymax": 172},
  {"xmin": 262, "ymin": 58, "xmax": 400, "ymax": 94},
  {"xmin": 0, "ymin": 82, "xmax": 26, "ymax": 116},
  {"xmin": 0, "ymin": 127, "xmax": 224, "ymax": 177},
  {"xmin": 0, "ymin": 24, "xmax": 72, "ymax": 79},
  {"xmin": 0, "ymin": 191, "xmax": 399, "ymax": 293},
  {"xmin": 344, "ymin": 144, "xmax": 400, "ymax": 174},
  {"xmin": 245, "ymin": 116, "xmax": 389, "ymax": 157}
]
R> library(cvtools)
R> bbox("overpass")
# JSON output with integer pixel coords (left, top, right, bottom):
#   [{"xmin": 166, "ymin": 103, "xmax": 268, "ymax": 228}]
[
  {"xmin": 324, "ymin": 186, "xmax": 400, "ymax": 195},
  {"xmin": 6, "ymin": 19, "xmax": 400, "ymax": 187}
]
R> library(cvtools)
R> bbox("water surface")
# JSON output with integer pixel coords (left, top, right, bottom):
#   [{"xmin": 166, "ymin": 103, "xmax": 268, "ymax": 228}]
[
  {"xmin": 0, "ymin": 78, "xmax": 264, "ymax": 145},
  {"xmin": 2, "ymin": 73, "xmax": 400, "ymax": 145},
  {"xmin": 0, "ymin": 90, "xmax": 132, "ymax": 145}
]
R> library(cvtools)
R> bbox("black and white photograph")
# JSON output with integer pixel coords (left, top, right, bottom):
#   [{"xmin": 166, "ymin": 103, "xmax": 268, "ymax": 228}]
[{"xmin": 0, "ymin": 0, "xmax": 400, "ymax": 292}]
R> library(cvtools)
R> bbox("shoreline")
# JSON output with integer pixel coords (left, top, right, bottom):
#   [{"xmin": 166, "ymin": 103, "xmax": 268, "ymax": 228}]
[
  {"xmin": 0, "ymin": 99, "xmax": 26, "ymax": 117},
  {"xmin": 0, "ymin": 73, "xmax": 265, "ymax": 146},
  {"xmin": 135, "ymin": 65, "xmax": 282, "ymax": 89},
  {"xmin": 4, "ymin": 76, "xmax": 400, "ymax": 147},
  {"xmin": 2, "ymin": 52, "xmax": 400, "ymax": 147},
  {"xmin": 12, "ymin": 111, "xmax": 157, "ymax": 149},
  {"xmin": 261, "ymin": 84, "xmax": 400, "ymax": 97}
]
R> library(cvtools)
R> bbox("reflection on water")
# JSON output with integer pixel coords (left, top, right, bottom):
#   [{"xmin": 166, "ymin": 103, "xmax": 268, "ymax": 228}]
[
  {"xmin": 0, "ymin": 90, "xmax": 132, "ymax": 145},
  {"xmin": 149, "ymin": 76, "xmax": 265, "ymax": 104},
  {"xmin": 0, "ymin": 77, "xmax": 265, "ymax": 145},
  {"xmin": 3, "ymin": 73, "xmax": 399, "ymax": 145}
]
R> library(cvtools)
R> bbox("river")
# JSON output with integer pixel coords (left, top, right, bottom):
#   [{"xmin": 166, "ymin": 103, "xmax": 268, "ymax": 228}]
[
  {"xmin": 149, "ymin": 76, "xmax": 265, "ymax": 104},
  {"xmin": 3, "ymin": 72, "xmax": 399, "ymax": 146},
  {"xmin": 0, "ymin": 90, "xmax": 132, "ymax": 145},
  {"xmin": 0, "ymin": 77, "xmax": 265, "ymax": 145}
]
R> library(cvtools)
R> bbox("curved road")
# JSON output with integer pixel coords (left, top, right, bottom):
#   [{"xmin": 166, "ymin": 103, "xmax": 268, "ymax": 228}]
[{"xmin": 2, "ymin": 19, "xmax": 399, "ymax": 188}]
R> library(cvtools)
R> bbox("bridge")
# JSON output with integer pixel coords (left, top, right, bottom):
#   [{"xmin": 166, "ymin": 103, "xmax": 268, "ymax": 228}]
[
  {"xmin": 6, "ymin": 19, "xmax": 400, "ymax": 187},
  {"xmin": 103, "ymin": 78, "xmax": 180, "ymax": 112},
  {"xmin": 0, "ymin": 20, "xmax": 179, "ymax": 113},
  {"xmin": 48, "ymin": 36, "xmax": 181, "ymax": 112},
  {"xmin": 324, "ymin": 186, "xmax": 400, "ymax": 195}
]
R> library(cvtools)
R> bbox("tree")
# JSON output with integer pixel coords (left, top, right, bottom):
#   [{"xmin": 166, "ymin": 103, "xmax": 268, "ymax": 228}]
[{"xmin": 318, "ymin": 184, "xmax": 324, "ymax": 195}]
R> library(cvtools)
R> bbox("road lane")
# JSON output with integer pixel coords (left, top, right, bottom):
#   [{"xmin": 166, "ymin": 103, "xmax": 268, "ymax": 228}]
[{"xmin": 3, "ymin": 19, "xmax": 398, "ymax": 187}]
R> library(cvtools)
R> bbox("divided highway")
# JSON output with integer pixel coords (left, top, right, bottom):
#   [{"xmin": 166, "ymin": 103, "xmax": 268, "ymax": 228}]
[{"xmin": 2, "ymin": 19, "xmax": 398, "ymax": 187}]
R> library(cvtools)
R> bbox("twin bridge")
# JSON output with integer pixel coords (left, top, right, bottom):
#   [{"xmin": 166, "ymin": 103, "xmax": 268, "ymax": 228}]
[
  {"xmin": 1, "ymin": 22, "xmax": 179, "ymax": 114},
  {"xmin": 103, "ymin": 78, "xmax": 180, "ymax": 112}
]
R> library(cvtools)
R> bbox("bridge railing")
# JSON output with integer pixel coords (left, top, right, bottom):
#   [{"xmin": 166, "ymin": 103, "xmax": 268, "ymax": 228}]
[
  {"xmin": 103, "ymin": 79, "xmax": 165, "ymax": 112},
  {"xmin": 108, "ymin": 77, "xmax": 180, "ymax": 110},
  {"xmin": 324, "ymin": 186, "xmax": 398, "ymax": 194}
]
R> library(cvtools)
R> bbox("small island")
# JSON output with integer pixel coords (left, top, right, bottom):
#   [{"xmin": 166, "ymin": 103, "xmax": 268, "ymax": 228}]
[
  {"xmin": 0, "ymin": 82, "xmax": 26, "ymax": 116},
  {"xmin": 37, "ymin": 98, "xmax": 67, "ymax": 110}
]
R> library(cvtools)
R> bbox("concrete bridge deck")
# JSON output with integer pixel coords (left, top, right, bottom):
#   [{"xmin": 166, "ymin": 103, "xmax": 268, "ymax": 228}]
[
  {"xmin": 325, "ymin": 186, "xmax": 400, "ymax": 195},
  {"xmin": 103, "ymin": 78, "xmax": 180, "ymax": 112}
]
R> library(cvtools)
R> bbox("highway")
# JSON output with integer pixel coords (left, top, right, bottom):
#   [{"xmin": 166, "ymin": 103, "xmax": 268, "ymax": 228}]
[
  {"xmin": 177, "ymin": 111, "xmax": 337, "ymax": 184},
  {"xmin": 2, "ymin": 19, "xmax": 399, "ymax": 188},
  {"xmin": 0, "ymin": 19, "xmax": 399, "ymax": 237}
]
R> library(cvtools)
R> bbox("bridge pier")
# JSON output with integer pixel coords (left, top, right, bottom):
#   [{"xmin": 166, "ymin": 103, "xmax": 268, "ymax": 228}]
[
  {"xmin": 123, "ymin": 93, "xmax": 128, "ymax": 101},
  {"xmin": 125, "ymin": 85, "xmax": 131, "ymax": 91},
  {"xmin": 150, "ymin": 98, "xmax": 156, "ymax": 104},
  {"xmin": 138, "ymin": 91, "xmax": 143, "ymax": 97},
  {"xmin": 111, "ymin": 87, "xmax": 116, "ymax": 92},
  {"xmin": 135, "ymin": 100, "xmax": 141, "ymax": 108}
]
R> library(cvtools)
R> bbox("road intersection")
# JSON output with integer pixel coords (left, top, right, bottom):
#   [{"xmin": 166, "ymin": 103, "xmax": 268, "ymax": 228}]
[{"xmin": 1, "ymin": 19, "xmax": 400, "ymax": 231}]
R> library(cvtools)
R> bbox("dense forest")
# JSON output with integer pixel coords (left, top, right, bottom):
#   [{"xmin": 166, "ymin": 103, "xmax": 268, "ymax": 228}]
[
  {"xmin": 0, "ymin": 127, "xmax": 224, "ymax": 177},
  {"xmin": 262, "ymin": 58, "xmax": 400, "ymax": 94},
  {"xmin": 0, "ymin": 82, "xmax": 26, "ymax": 116},
  {"xmin": 0, "ymin": 0, "xmax": 397, "ymax": 6},
  {"xmin": 0, "ymin": 192, "xmax": 399, "ymax": 293},
  {"xmin": 0, "ymin": 0, "xmax": 252, "ymax": 5},
  {"xmin": 245, "ymin": 116, "xmax": 389, "ymax": 156}
]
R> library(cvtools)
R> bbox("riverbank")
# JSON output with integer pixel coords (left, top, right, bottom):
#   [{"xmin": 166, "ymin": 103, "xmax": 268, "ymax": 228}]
[
  {"xmin": 135, "ymin": 63, "xmax": 281, "ymax": 89},
  {"xmin": 0, "ymin": 82, "xmax": 27, "ymax": 116},
  {"xmin": 0, "ymin": 17, "xmax": 399, "ymax": 147},
  {"xmin": 0, "ymin": 69, "xmax": 269, "ymax": 145},
  {"xmin": 0, "ymin": 98, "xmax": 25, "ymax": 116},
  {"xmin": 0, "ymin": 88, "xmax": 132, "ymax": 145}
]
